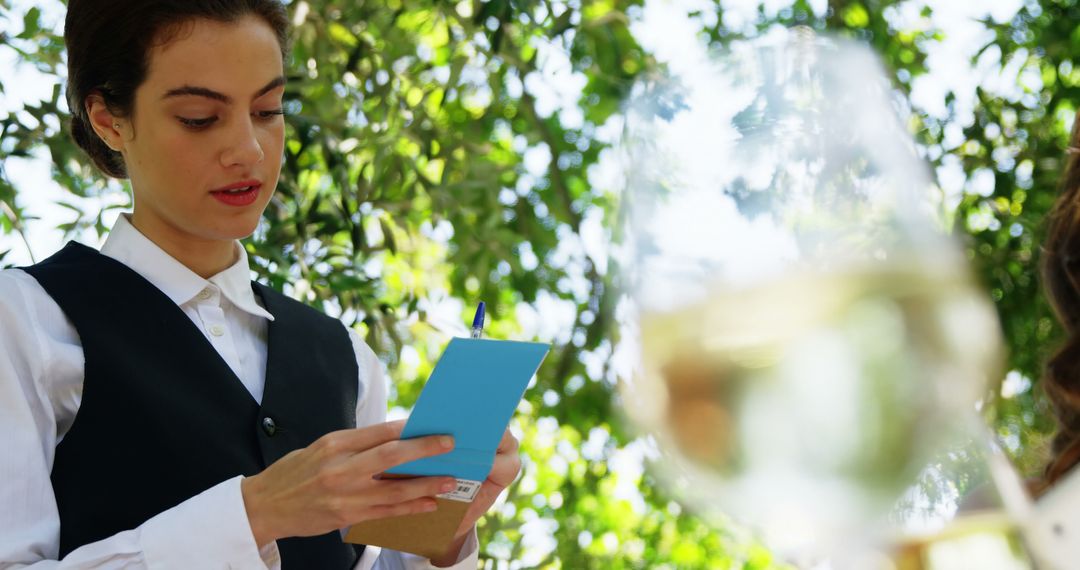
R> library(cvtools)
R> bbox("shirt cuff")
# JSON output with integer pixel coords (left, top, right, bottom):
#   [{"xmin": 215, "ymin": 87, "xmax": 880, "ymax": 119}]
[{"xmin": 140, "ymin": 475, "xmax": 280, "ymax": 570}]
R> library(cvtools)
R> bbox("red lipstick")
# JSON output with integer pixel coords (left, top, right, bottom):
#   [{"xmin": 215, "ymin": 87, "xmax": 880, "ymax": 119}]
[{"xmin": 210, "ymin": 179, "xmax": 261, "ymax": 206}]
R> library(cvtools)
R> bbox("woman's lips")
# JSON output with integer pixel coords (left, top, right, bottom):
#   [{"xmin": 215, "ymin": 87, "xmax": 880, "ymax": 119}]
[{"xmin": 210, "ymin": 183, "xmax": 261, "ymax": 206}]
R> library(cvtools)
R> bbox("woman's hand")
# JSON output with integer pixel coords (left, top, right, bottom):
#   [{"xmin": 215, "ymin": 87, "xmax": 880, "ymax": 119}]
[
  {"xmin": 430, "ymin": 428, "xmax": 522, "ymax": 566},
  {"xmin": 240, "ymin": 420, "xmax": 458, "ymax": 547}
]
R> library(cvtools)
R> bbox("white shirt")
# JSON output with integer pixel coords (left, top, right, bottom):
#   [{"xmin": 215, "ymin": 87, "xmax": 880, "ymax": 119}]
[{"xmin": 0, "ymin": 215, "xmax": 478, "ymax": 570}]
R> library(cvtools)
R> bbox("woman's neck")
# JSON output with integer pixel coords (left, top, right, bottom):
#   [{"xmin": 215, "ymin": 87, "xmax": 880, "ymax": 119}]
[{"xmin": 128, "ymin": 213, "xmax": 239, "ymax": 279}]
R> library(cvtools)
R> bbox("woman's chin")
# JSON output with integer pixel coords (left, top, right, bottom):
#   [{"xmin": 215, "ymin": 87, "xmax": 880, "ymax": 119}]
[
  {"xmin": 216, "ymin": 224, "xmax": 260, "ymax": 242},
  {"xmin": 215, "ymin": 210, "xmax": 268, "ymax": 241}
]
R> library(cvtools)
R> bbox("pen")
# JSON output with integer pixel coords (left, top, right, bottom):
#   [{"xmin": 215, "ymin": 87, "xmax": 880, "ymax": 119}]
[{"xmin": 470, "ymin": 302, "xmax": 486, "ymax": 339}]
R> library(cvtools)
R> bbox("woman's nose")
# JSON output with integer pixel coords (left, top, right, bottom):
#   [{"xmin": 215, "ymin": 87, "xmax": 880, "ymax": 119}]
[{"xmin": 220, "ymin": 118, "xmax": 265, "ymax": 168}]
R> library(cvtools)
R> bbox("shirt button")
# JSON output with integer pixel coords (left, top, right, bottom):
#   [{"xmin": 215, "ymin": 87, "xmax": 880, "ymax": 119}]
[
  {"xmin": 209, "ymin": 324, "xmax": 225, "ymax": 337},
  {"xmin": 197, "ymin": 288, "xmax": 212, "ymax": 301},
  {"xmin": 261, "ymin": 416, "xmax": 277, "ymax": 436}
]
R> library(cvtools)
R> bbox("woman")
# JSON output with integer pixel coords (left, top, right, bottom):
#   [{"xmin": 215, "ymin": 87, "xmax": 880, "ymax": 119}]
[
  {"xmin": 0, "ymin": 1, "xmax": 519, "ymax": 568},
  {"xmin": 1041, "ymin": 111, "xmax": 1080, "ymax": 491}
]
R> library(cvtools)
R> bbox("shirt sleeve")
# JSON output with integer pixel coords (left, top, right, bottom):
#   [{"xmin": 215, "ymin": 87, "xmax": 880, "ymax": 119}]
[
  {"xmin": 345, "ymin": 329, "xmax": 480, "ymax": 570},
  {"xmin": 0, "ymin": 269, "xmax": 276, "ymax": 570}
]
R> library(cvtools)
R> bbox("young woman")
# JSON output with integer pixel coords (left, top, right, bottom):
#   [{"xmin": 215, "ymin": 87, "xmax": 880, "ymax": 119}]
[
  {"xmin": 1041, "ymin": 111, "xmax": 1080, "ymax": 491},
  {"xmin": 0, "ymin": 1, "xmax": 519, "ymax": 568}
]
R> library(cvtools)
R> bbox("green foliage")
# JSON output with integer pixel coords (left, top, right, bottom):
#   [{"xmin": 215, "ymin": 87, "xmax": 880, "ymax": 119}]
[{"xmin": 0, "ymin": 0, "xmax": 1072, "ymax": 566}]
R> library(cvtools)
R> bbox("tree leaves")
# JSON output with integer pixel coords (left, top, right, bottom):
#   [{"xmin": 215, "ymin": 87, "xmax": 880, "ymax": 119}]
[{"xmin": 2, "ymin": 0, "xmax": 1068, "ymax": 566}]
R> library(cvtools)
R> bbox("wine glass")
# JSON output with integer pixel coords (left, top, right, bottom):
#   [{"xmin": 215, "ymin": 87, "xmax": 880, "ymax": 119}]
[
  {"xmin": 885, "ymin": 422, "xmax": 1035, "ymax": 569},
  {"xmin": 616, "ymin": 28, "xmax": 1011, "ymax": 564}
]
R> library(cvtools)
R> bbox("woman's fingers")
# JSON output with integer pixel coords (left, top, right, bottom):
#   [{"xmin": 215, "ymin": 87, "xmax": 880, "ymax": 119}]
[
  {"xmin": 311, "ymin": 422, "xmax": 454, "ymax": 480},
  {"xmin": 313, "ymin": 420, "xmax": 406, "ymax": 458},
  {"xmin": 486, "ymin": 430, "xmax": 521, "ymax": 487},
  {"xmin": 496, "ymin": 429, "xmax": 520, "ymax": 454},
  {"xmin": 327, "ymin": 477, "xmax": 454, "ymax": 526},
  {"xmin": 243, "ymin": 423, "xmax": 517, "ymax": 545},
  {"xmin": 369, "ymin": 476, "xmax": 457, "ymax": 507},
  {"xmin": 446, "ymin": 430, "xmax": 524, "ymax": 538},
  {"xmin": 361, "ymin": 496, "xmax": 440, "ymax": 521},
  {"xmin": 242, "ymin": 421, "xmax": 461, "ymax": 545},
  {"xmin": 487, "ymin": 452, "xmax": 522, "ymax": 488},
  {"xmin": 357, "ymin": 433, "xmax": 455, "ymax": 474},
  {"xmin": 314, "ymin": 432, "xmax": 455, "ymax": 496}
]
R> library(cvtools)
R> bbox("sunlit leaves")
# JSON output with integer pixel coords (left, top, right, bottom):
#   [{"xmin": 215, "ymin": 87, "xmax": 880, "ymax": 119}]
[{"xmin": 3, "ymin": 0, "xmax": 1071, "ymax": 566}]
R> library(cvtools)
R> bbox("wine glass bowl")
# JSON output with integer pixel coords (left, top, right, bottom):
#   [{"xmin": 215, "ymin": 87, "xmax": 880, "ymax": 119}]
[{"xmin": 617, "ymin": 29, "xmax": 1005, "ymax": 559}]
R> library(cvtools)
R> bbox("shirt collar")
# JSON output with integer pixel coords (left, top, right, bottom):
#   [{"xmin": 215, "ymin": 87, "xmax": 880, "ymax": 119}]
[
  {"xmin": 208, "ymin": 249, "xmax": 275, "ymax": 321},
  {"xmin": 100, "ymin": 214, "xmax": 275, "ymax": 321}
]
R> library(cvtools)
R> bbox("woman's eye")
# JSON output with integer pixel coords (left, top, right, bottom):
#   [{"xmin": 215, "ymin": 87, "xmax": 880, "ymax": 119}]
[
  {"xmin": 178, "ymin": 116, "xmax": 216, "ymax": 129},
  {"xmin": 176, "ymin": 109, "xmax": 284, "ymax": 130},
  {"xmin": 256, "ymin": 109, "xmax": 286, "ymax": 120}
]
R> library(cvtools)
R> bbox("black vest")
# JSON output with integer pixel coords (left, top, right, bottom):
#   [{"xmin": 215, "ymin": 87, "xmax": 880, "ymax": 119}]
[{"xmin": 23, "ymin": 242, "xmax": 365, "ymax": 568}]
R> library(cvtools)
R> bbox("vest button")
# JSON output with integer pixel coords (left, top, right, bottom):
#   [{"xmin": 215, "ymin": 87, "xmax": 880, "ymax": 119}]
[{"xmin": 261, "ymin": 416, "xmax": 277, "ymax": 436}]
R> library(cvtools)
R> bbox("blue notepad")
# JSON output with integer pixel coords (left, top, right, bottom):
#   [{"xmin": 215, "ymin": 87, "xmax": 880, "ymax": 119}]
[{"xmin": 386, "ymin": 337, "xmax": 550, "ymax": 482}]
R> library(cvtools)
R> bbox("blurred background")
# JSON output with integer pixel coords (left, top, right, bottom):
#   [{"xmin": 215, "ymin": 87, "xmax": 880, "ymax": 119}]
[{"xmin": 0, "ymin": 0, "xmax": 1069, "ymax": 567}]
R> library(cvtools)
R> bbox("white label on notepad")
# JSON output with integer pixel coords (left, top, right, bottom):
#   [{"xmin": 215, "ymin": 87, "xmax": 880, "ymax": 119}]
[{"xmin": 438, "ymin": 479, "xmax": 482, "ymax": 502}]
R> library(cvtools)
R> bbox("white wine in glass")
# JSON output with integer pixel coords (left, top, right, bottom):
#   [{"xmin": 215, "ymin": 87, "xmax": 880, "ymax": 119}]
[{"xmin": 617, "ymin": 29, "xmax": 1008, "ymax": 562}]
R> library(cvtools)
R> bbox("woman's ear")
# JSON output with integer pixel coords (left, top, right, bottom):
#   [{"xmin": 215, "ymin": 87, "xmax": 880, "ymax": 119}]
[{"xmin": 85, "ymin": 92, "xmax": 125, "ymax": 152}]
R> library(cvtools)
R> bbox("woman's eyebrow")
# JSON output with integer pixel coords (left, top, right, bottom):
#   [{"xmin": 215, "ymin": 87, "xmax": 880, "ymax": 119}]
[{"xmin": 160, "ymin": 75, "xmax": 286, "ymax": 103}]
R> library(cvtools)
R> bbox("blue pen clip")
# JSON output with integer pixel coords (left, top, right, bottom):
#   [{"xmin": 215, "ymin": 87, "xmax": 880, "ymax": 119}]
[{"xmin": 470, "ymin": 302, "xmax": 485, "ymax": 339}]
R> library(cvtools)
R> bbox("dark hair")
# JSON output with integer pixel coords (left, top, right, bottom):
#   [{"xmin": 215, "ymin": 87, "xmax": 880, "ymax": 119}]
[
  {"xmin": 64, "ymin": 0, "xmax": 291, "ymax": 178},
  {"xmin": 1040, "ymin": 109, "xmax": 1080, "ymax": 488}
]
